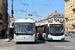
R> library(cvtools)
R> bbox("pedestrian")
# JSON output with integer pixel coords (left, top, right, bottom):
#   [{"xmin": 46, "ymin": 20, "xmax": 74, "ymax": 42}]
[
  {"xmin": 8, "ymin": 28, "xmax": 14, "ymax": 42},
  {"xmin": 1, "ymin": 28, "xmax": 5, "ymax": 38},
  {"xmin": 5, "ymin": 30, "xmax": 8, "ymax": 38}
]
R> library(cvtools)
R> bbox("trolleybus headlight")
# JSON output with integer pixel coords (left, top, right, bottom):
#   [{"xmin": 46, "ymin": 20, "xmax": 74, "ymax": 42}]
[
  {"xmin": 62, "ymin": 36, "xmax": 65, "ymax": 38},
  {"xmin": 48, "ymin": 36, "xmax": 52, "ymax": 38},
  {"xmin": 14, "ymin": 34, "xmax": 16, "ymax": 37},
  {"xmin": 33, "ymin": 34, "xmax": 35, "ymax": 37}
]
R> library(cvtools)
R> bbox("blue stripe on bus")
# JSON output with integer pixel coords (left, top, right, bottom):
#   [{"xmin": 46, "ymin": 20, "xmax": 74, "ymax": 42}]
[
  {"xmin": 61, "ymin": 38, "xmax": 65, "ymax": 40},
  {"xmin": 48, "ymin": 38, "xmax": 53, "ymax": 40}
]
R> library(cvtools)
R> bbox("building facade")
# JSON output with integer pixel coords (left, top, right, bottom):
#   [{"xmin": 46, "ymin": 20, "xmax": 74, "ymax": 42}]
[
  {"xmin": 0, "ymin": 0, "xmax": 8, "ymax": 31},
  {"xmin": 35, "ymin": 11, "xmax": 64, "ymax": 26},
  {"xmin": 64, "ymin": 0, "xmax": 75, "ymax": 32}
]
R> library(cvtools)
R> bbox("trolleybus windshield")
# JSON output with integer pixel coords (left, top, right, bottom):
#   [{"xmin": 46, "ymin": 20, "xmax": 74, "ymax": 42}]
[
  {"xmin": 49, "ymin": 24, "xmax": 64, "ymax": 36},
  {"xmin": 15, "ymin": 23, "xmax": 35, "ymax": 34}
]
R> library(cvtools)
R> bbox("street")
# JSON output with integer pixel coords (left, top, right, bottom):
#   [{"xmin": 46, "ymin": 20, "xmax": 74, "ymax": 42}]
[{"xmin": 0, "ymin": 36, "xmax": 75, "ymax": 50}]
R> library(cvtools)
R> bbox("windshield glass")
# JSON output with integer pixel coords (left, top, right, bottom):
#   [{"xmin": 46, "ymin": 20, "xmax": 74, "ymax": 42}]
[
  {"xmin": 15, "ymin": 23, "xmax": 35, "ymax": 34},
  {"xmin": 49, "ymin": 24, "xmax": 64, "ymax": 36}
]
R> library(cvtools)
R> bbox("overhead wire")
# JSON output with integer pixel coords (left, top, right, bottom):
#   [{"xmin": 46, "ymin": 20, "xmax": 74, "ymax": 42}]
[
  {"xmin": 20, "ymin": 3, "xmax": 29, "ymax": 12},
  {"xmin": 36, "ymin": 0, "xmax": 50, "ymax": 12},
  {"xmin": 32, "ymin": 0, "xmax": 55, "ymax": 18},
  {"xmin": 37, "ymin": 0, "xmax": 55, "ymax": 12},
  {"xmin": 32, "ymin": 0, "xmax": 51, "ymax": 17},
  {"xmin": 32, "ymin": 0, "xmax": 34, "ymax": 12}
]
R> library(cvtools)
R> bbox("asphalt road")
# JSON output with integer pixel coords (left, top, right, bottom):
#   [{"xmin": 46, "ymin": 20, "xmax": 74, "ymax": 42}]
[{"xmin": 0, "ymin": 36, "xmax": 75, "ymax": 50}]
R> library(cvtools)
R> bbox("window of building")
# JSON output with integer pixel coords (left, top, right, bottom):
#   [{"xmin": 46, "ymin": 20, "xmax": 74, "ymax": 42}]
[
  {"xmin": 71, "ymin": 0, "xmax": 72, "ymax": 3},
  {"xmin": 73, "ymin": 12, "xmax": 74, "ymax": 17},
  {"xmin": 71, "ymin": 13, "xmax": 73, "ymax": 17},
  {"xmin": 71, "ymin": 13, "xmax": 72, "ymax": 17},
  {"xmin": 73, "ymin": 0, "xmax": 74, "ymax": 3},
  {"xmin": 73, "ymin": 5, "xmax": 74, "ymax": 9},
  {"xmin": 71, "ymin": 6, "xmax": 72, "ymax": 10},
  {"xmin": 72, "ymin": 0, "xmax": 73, "ymax": 3},
  {"xmin": 70, "ymin": 14, "xmax": 71, "ymax": 17},
  {"xmin": 66, "ymin": 2, "xmax": 67, "ymax": 6},
  {"xmin": 72, "ymin": 13, "xmax": 73, "ymax": 17},
  {"xmin": 69, "ymin": 7, "xmax": 70, "ymax": 10},
  {"xmin": 69, "ymin": 7, "xmax": 70, "ymax": 11},
  {"xmin": 69, "ymin": 14, "xmax": 70, "ymax": 17}
]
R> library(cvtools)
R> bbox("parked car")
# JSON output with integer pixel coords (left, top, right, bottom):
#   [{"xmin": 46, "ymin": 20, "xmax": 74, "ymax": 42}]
[{"xmin": 70, "ymin": 32, "xmax": 75, "ymax": 38}]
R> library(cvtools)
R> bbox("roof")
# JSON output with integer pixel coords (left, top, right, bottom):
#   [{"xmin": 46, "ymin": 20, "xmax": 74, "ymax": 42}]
[
  {"xmin": 49, "ymin": 10, "xmax": 64, "ymax": 17},
  {"xmin": 35, "ymin": 21, "xmax": 63, "ymax": 26},
  {"xmin": 15, "ymin": 18, "xmax": 35, "ymax": 23}
]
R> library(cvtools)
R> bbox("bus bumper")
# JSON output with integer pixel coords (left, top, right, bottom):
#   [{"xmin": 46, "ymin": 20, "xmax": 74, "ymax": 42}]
[
  {"xmin": 61, "ymin": 38, "xmax": 65, "ymax": 40},
  {"xmin": 14, "ymin": 39, "xmax": 35, "ymax": 42},
  {"xmin": 48, "ymin": 38, "xmax": 65, "ymax": 40}
]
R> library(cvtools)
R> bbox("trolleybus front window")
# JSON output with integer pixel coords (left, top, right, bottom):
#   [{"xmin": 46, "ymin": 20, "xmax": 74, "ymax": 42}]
[
  {"xmin": 15, "ymin": 23, "xmax": 35, "ymax": 34},
  {"xmin": 49, "ymin": 24, "xmax": 64, "ymax": 36}
]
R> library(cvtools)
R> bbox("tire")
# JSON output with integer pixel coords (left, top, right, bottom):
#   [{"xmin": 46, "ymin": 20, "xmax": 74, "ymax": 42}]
[
  {"xmin": 32, "ymin": 42, "xmax": 35, "ymax": 44},
  {"xmin": 44, "ymin": 35, "xmax": 46, "ymax": 41},
  {"xmin": 58, "ymin": 40, "xmax": 61, "ymax": 42}
]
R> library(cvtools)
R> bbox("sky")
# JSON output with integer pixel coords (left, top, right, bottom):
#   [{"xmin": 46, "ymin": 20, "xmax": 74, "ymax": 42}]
[{"xmin": 8, "ymin": 0, "xmax": 65, "ymax": 21}]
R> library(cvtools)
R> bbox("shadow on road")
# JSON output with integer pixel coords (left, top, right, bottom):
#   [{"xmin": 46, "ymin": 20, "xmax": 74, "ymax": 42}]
[
  {"xmin": 47, "ymin": 40, "xmax": 70, "ymax": 42},
  {"xmin": 16, "ymin": 40, "xmax": 46, "ymax": 45}
]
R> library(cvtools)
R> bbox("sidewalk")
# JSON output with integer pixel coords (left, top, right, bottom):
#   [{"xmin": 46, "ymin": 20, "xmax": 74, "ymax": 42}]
[
  {"xmin": 0, "ymin": 39, "xmax": 5, "ymax": 43},
  {"xmin": 0, "ymin": 37, "xmax": 14, "ymax": 43}
]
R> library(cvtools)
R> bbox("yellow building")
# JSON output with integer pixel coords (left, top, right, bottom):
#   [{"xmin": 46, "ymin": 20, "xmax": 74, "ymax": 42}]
[{"xmin": 64, "ymin": 0, "xmax": 75, "ymax": 32}]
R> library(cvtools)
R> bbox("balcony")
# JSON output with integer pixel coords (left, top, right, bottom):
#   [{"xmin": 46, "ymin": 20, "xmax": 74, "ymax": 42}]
[{"xmin": 72, "ymin": 8, "xmax": 75, "ymax": 11}]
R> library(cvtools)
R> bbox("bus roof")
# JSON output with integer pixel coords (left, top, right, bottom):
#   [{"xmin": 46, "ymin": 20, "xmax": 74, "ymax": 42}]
[
  {"xmin": 35, "ymin": 22, "xmax": 63, "ymax": 26},
  {"xmin": 15, "ymin": 18, "xmax": 35, "ymax": 23}
]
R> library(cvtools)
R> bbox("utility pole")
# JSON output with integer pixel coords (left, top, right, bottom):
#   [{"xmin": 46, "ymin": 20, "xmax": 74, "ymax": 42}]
[
  {"xmin": 8, "ymin": 0, "xmax": 14, "ymax": 42},
  {"xmin": 12, "ymin": 0, "xmax": 14, "ymax": 18}
]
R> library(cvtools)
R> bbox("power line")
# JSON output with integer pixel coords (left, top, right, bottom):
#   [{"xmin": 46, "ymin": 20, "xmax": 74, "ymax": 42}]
[
  {"xmin": 21, "ymin": 3, "xmax": 29, "ymax": 6},
  {"xmin": 36, "ymin": 0, "xmax": 54, "ymax": 12},
  {"xmin": 32, "ymin": 0, "xmax": 34, "ymax": 12},
  {"xmin": 20, "ymin": 2, "xmax": 29, "ymax": 12},
  {"xmin": 25, "ymin": 5, "xmax": 28, "ymax": 10},
  {"xmin": 32, "ymin": 0, "xmax": 54, "ymax": 18},
  {"xmin": 36, "ymin": 0, "xmax": 50, "ymax": 12},
  {"xmin": 31, "ymin": 0, "xmax": 50, "ymax": 17}
]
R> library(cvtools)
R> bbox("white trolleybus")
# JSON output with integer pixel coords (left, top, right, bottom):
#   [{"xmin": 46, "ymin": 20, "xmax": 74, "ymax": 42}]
[
  {"xmin": 36, "ymin": 22, "xmax": 65, "ymax": 41},
  {"xmin": 14, "ymin": 18, "xmax": 36, "ymax": 43}
]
